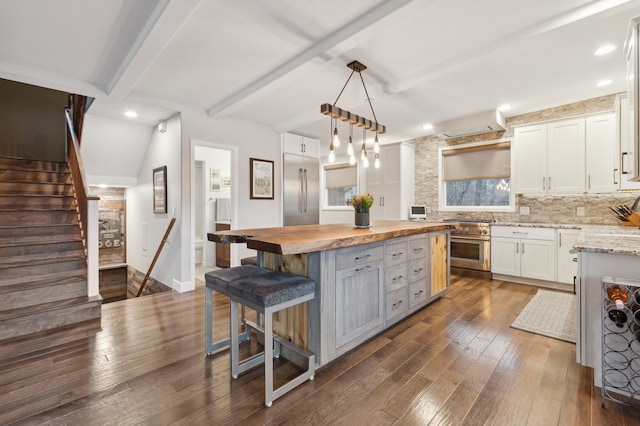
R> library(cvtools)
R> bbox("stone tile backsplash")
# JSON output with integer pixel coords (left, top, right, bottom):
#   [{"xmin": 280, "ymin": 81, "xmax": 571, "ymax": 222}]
[{"xmin": 412, "ymin": 93, "xmax": 640, "ymax": 225}]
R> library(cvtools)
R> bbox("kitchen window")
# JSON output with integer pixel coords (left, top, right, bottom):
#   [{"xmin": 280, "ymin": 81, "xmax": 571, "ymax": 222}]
[
  {"xmin": 439, "ymin": 140, "xmax": 514, "ymax": 212},
  {"xmin": 324, "ymin": 163, "xmax": 357, "ymax": 208}
]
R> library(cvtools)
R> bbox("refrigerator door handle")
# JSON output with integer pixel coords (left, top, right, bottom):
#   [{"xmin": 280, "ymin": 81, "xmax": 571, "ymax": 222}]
[
  {"xmin": 303, "ymin": 168, "xmax": 308, "ymax": 212},
  {"xmin": 298, "ymin": 168, "xmax": 303, "ymax": 212}
]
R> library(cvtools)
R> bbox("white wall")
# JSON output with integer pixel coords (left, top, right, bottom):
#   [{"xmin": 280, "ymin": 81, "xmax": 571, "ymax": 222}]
[
  {"xmin": 180, "ymin": 108, "xmax": 281, "ymax": 284},
  {"xmin": 82, "ymin": 114, "xmax": 153, "ymax": 186},
  {"xmin": 126, "ymin": 114, "xmax": 184, "ymax": 291}
]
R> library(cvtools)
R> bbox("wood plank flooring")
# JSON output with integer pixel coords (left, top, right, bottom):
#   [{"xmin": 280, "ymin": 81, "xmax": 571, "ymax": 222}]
[{"xmin": 6, "ymin": 274, "xmax": 640, "ymax": 425}]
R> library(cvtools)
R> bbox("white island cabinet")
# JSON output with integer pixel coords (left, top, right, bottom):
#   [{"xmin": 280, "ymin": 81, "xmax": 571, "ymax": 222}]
[{"xmin": 574, "ymin": 229, "xmax": 640, "ymax": 388}]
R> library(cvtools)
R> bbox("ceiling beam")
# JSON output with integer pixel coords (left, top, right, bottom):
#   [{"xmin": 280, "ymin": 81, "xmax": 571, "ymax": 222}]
[
  {"xmin": 108, "ymin": 0, "xmax": 203, "ymax": 99},
  {"xmin": 206, "ymin": 0, "xmax": 416, "ymax": 119}
]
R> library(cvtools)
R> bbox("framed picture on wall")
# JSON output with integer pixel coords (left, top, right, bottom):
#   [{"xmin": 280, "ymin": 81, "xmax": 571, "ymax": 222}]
[
  {"xmin": 210, "ymin": 178, "xmax": 221, "ymax": 191},
  {"xmin": 250, "ymin": 158, "xmax": 274, "ymax": 199},
  {"xmin": 153, "ymin": 166, "xmax": 167, "ymax": 213},
  {"xmin": 222, "ymin": 176, "xmax": 231, "ymax": 186}
]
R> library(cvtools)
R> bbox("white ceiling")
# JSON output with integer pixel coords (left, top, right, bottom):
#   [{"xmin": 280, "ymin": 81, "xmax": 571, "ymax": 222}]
[{"xmin": 2, "ymin": 0, "xmax": 640, "ymax": 148}]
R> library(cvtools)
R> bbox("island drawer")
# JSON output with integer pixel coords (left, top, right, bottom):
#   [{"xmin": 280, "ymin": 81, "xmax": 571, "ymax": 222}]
[
  {"xmin": 385, "ymin": 240, "xmax": 408, "ymax": 267},
  {"xmin": 408, "ymin": 257, "xmax": 428, "ymax": 282},
  {"xmin": 409, "ymin": 280, "xmax": 428, "ymax": 308},
  {"xmin": 385, "ymin": 263, "xmax": 408, "ymax": 293},
  {"xmin": 335, "ymin": 243, "xmax": 384, "ymax": 270},
  {"xmin": 408, "ymin": 236, "xmax": 428, "ymax": 260},
  {"xmin": 385, "ymin": 287, "xmax": 408, "ymax": 323}
]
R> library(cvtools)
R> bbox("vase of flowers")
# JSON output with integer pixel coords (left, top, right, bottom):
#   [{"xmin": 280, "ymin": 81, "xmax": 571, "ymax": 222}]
[{"xmin": 347, "ymin": 193, "xmax": 374, "ymax": 228}]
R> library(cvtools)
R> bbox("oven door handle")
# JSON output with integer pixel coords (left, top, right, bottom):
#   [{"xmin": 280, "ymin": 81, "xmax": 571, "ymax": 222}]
[{"xmin": 451, "ymin": 236, "xmax": 490, "ymax": 241}]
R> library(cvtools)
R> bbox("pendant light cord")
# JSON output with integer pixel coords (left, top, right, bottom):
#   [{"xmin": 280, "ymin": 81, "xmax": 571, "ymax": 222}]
[
  {"xmin": 359, "ymin": 72, "xmax": 378, "ymax": 126},
  {"xmin": 332, "ymin": 70, "xmax": 356, "ymax": 106}
]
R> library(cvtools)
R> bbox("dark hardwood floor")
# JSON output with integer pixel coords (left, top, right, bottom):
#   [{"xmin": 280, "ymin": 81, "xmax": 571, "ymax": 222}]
[{"xmin": 6, "ymin": 274, "xmax": 640, "ymax": 425}]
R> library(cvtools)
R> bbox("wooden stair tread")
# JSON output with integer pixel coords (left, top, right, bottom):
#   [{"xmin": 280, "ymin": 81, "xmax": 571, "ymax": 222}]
[
  {"xmin": 0, "ymin": 274, "xmax": 87, "ymax": 294},
  {"xmin": 0, "ymin": 255, "xmax": 86, "ymax": 270},
  {"xmin": 0, "ymin": 296, "xmax": 100, "ymax": 323},
  {"xmin": 0, "ymin": 235, "xmax": 82, "ymax": 247},
  {"xmin": 0, "ymin": 252, "xmax": 86, "ymax": 269},
  {"xmin": 0, "ymin": 262, "xmax": 87, "ymax": 286}
]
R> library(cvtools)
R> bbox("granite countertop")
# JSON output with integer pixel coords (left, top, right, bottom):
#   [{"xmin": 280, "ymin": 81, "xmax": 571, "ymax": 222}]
[
  {"xmin": 573, "ymin": 225, "xmax": 640, "ymax": 256},
  {"xmin": 208, "ymin": 220, "xmax": 455, "ymax": 255},
  {"xmin": 491, "ymin": 222, "xmax": 582, "ymax": 229},
  {"xmin": 486, "ymin": 221, "xmax": 640, "ymax": 256}
]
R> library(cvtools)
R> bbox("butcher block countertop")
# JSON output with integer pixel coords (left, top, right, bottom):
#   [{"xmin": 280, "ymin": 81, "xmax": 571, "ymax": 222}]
[{"xmin": 207, "ymin": 220, "xmax": 456, "ymax": 255}]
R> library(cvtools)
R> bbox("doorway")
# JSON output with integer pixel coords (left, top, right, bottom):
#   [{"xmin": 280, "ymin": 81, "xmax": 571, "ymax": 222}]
[{"xmin": 193, "ymin": 143, "xmax": 236, "ymax": 283}]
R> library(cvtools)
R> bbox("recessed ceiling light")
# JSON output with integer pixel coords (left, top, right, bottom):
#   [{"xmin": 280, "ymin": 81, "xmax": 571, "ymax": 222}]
[
  {"xmin": 595, "ymin": 44, "xmax": 616, "ymax": 56},
  {"xmin": 421, "ymin": 123, "xmax": 433, "ymax": 130},
  {"xmin": 596, "ymin": 79, "xmax": 612, "ymax": 87},
  {"xmin": 497, "ymin": 104, "xmax": 511, "ymax": 112},
  {"xmin": 124, "ymin": 110, "xmax": 138, "ymax": 118}
]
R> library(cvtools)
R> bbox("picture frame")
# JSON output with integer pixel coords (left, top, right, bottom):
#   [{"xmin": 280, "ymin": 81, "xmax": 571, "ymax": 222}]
[
  {"xmin": 250, "ymin": 158, "xmax": 274, "ymax": 199},
  {"xmin": 153, "ymin": 166, "xmax": 167, "ymax": 213},
  {"xmin": 210, "ymin": 177, "xmax": 221, "ymax": 192},
  {"xmin": 222, "ymin": 176, "xmax": 231, "ymax": 187}
]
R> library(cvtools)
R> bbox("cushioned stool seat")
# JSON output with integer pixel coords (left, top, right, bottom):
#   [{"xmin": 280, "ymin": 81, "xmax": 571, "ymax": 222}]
[
  {"xmin": 204, "ymin": 265, "xmax": 270, "ymax": 355},
  {"xmin": 228, "ymin": 270, "xmax": 316, "ymax": 407},
  {"xmin": 240, "ymin": 256, "xmax": 258, "ymax": 266}
]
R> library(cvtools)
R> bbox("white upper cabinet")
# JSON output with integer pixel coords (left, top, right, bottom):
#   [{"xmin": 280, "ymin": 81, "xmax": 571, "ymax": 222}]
[
  {"xmin": 618, "ymin": 95, "xmax": 640, "ymax": 190},
  {"xmin": 547, "ymin": 118, "xmax": 585, "ymax": 193},
  {"xmin": 514, "ymin": 118, "xmax": 585, "ymax": 194},
  {"xmin": 585, "ymin": 113, "xmax": 617, "ymax": 193},
  {"xmin": 625, "ymin": 18, "xmax": 640, "ymax": 182},
  {"xmin": 513, "ymin": 124, "xmax": 547, "ymax": 193},
  {"xmin": 282, "ymin": 133, "xmax": 319, "ymax": 158},
  {"xmin": 366, "ymin": 142, "xmax": 415, "ymax": 221}
]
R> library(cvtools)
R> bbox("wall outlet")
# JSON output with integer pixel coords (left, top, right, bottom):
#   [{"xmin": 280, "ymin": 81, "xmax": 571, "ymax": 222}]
[
  {"xmin": 426, "ymin": 206, "xmax": 431, "ymax": 213},
  {"xmin": 519, "ymin": 206, "xmax": 530, "ymax": 215},
  {"xmin": 576, "ymin": 206, "xmax": 585, "ymax": 217}
]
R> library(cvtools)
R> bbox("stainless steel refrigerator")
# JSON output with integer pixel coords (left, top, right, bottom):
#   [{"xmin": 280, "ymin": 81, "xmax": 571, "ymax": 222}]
[{"xmin": 283, "ymin": 153, "xmax": 320, "ymax": 225}]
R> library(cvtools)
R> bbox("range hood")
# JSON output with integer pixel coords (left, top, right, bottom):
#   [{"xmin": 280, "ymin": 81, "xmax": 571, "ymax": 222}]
[{"xmin": 433, "ymin": 109, "xmax": 506, "ymax": 138}]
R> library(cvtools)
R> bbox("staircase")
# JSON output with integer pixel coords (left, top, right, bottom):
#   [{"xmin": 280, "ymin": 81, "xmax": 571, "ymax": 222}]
[{"xmin": 0, "ymin": 157, "xmax": 101, "ymax": 361}]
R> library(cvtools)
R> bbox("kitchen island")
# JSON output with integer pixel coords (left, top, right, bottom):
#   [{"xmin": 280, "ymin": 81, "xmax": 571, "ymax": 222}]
[
  {"xmin": 208, "ymin": 220, "xmax": 455, "ymax": 367},
  {"xmin": 573, "ymin": 227, "xmax": 640, "ymax": 389}
]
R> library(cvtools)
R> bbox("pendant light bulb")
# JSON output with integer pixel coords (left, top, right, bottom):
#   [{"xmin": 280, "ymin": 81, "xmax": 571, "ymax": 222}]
[
  {"xmin": 328, "ymin": 143, "xmax": 335, "ymax": 163},
  {"xmin": 332, "ymin": 119, "xmax": 340, "ymax": 147},
  {"xmin": 373, "ymin": 134, "xmax": 380, "ymax": 153},
  {"xmin": 374, "ymin": 153, "xmax": 380, "ymax": 169},
  {"xmin": 360, "ymin": 144, "xmax": 366, "ymax": 160},
  {"xmin": 347, "ymin": 136, "xmax": 354, "ymax": 156},
  {"xmin": 349, "ymin": 155, "xmax": 356, "ymax": 165},
  {"xmin": 363, "ymin": 155, "xmax": 369, "ymax": 168}
]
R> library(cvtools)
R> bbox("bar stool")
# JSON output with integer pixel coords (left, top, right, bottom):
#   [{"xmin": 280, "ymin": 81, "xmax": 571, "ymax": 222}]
[
  {"xmin": 226, "ymin": 270, "xmax": 316, "ymax": 407},
  {"xmin": 204, "ymin": 265, "xmax": 269, "ymax": 355}
]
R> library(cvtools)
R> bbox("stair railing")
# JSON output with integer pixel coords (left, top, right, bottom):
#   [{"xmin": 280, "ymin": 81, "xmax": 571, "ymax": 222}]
[
  {"xmin": 137, "ymin": 217, "xmax": 177, "ymax": 297},
  {"xmin": 65, "ymin": 94, "xmax": 100, "ymax": 297}
]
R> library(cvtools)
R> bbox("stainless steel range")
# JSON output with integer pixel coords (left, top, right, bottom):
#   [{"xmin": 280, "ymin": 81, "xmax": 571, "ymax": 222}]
[{"xmin": 446, "ymin": 219, "xmax": 494, "ymax": 277}]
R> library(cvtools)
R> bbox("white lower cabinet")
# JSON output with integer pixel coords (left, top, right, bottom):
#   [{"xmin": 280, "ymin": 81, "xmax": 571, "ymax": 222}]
[
  {"xmin": 491, "ymin": 226, "xmax": 556, "ymax": 282},
  {"xmin": 557, "ymin": 229, "xmax": 580, "ymax": 286}
]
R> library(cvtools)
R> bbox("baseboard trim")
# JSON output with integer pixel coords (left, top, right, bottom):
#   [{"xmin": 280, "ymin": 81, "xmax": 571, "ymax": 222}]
[{"xmin": 172, "ymin": 278, "xmax": 194, "ymax": 293}]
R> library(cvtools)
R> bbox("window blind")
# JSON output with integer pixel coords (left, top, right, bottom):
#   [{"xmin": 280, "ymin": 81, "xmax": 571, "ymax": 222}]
[
  {"xmin": 442, "ymin": 142, "xmax": 510, "ymax": 181},
  {"xmin": 324, "ymin": 163, "xmax": 357, "ymax": 189}
]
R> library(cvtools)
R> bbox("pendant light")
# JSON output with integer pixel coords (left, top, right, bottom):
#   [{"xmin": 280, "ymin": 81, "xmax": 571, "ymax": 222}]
[
  {"xmin": 321, "ymin": 60, "xmax": 385, "ymax": 167},
  {"xmin": 361, "ymin": 127, "xmax": 369, "ymax": 168}
]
